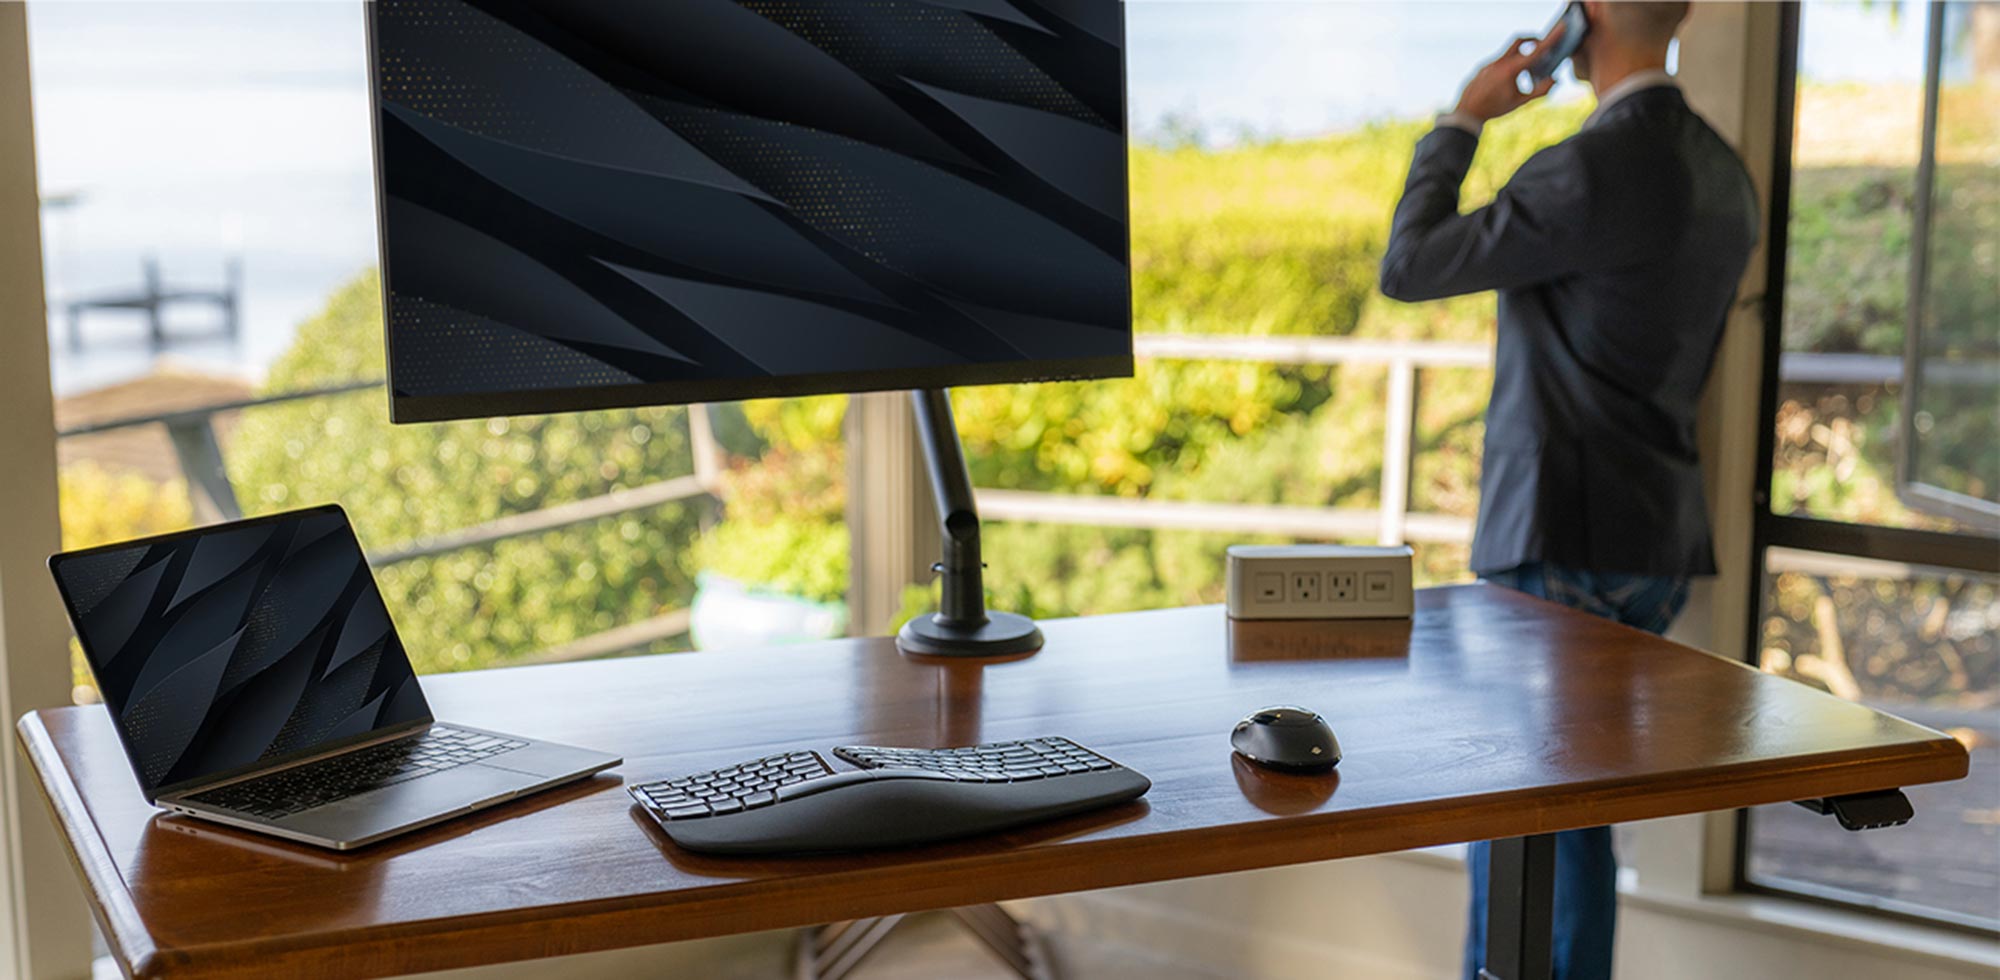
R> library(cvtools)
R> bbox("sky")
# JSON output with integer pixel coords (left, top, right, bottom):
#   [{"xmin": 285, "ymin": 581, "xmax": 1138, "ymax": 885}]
[{"xmin": 25, "ymin": 1, "xmax": 1928, "ymax": 395}]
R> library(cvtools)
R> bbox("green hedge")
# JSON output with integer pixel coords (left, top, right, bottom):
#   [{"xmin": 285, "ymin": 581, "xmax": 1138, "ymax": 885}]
[{"xmin": 225, "ymin": 273, "xmax": 704, "ymax": 672}]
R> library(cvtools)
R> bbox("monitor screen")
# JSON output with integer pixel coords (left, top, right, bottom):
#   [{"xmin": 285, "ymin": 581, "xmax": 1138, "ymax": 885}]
[
  {"xmin": 369, "ymin": 0, "xmax": 1132, "ymax": 422},
  {"xmin": 49, "ymin": 507, "xmax": 432, "ymax": 799}
]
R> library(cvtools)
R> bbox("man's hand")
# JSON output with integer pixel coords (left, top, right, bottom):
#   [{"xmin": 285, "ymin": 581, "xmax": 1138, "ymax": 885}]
[{"xmin": 1452, "ymin": 25, "xmax": 1563, "ymax": 124}]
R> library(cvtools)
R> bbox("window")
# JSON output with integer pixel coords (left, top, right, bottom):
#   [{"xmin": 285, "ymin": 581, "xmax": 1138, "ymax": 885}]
[
  {"xmin": 963, "ymin": 1, "xmax": 1583, "ymax": 614},
  {"xmin": 1902, "ymin": 1, "xmax": 2000, "ymax": 528},
  {"xmin": 28, "ymin": 1, "xmax": 1646, "ymax": 693},
  {"xmin": 36, "ymin": 2, "xmax": 1596, "ymax": 693},
  {"xmin": 31, "ymin": 2, "xmax": 850, "ymax": 702},
  {"xmin": 1744, "ymin": 0, "xmax": 2000, "ymax": 932}
]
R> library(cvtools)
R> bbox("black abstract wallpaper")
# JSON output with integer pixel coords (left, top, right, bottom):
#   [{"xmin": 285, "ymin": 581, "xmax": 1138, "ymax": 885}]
[
  {"xmin": 371, "ymin": 0, "xmax": 1132, "ymax": 417},
  {"xmin": 53, "ymin": 509, "xmax": 431, "ymax": 797}
]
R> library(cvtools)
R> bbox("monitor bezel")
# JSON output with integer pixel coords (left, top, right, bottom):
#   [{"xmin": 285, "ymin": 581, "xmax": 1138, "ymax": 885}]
[{"xmin": 364, "ymin": 0, "xmax": 1135, "ymax": 425}]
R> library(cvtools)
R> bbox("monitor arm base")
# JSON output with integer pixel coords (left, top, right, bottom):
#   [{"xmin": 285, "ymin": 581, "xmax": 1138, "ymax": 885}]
[
  {"xmin": 899, "ymin": 610, "xmax": 1043, "ymax": 658},
  {"xmin": 896, "ymin": 389, "xmax": 1045, "ymax": 659}
]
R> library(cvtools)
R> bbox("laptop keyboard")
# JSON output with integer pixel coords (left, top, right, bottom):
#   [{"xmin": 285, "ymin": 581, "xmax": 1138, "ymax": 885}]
[{"xmin": 187, "ymin": 726, "xmax": 527, "ymax": 821}]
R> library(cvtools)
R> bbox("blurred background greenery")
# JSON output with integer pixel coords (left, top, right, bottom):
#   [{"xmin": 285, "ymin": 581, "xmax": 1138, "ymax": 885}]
[{"xmin": 53, "ymin": 84, "xmax": 1992, "ymax": 716}]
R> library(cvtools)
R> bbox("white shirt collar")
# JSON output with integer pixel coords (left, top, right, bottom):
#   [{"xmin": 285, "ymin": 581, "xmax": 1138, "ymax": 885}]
[{"xmin": 1583, "ymin": 70, "xmax": 1678, "ymax": 128}]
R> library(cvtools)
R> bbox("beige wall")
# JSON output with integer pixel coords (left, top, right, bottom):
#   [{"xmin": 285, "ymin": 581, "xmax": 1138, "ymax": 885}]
[
  {"xmin": 1016, "ymin": 857, "xmax": 1998, "ymax": 980},
  {"xmin": 0, "ymin": 5, "xmax": 94, "ymax": 978}
]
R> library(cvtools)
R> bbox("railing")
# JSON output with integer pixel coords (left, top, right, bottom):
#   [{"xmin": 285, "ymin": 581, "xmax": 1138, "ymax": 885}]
[
  {"xmin": 53, "ymin": 340, "xmax": 1906, "ymax": 662},
  {"xmin": 979, "ymin": 339, "xmax": 1921, "ymax": 547},
  {"xmin": 56, "ymin": 383, "xmax": 721, "ymax": 665},
  {"xmin": 981, "ymin": 334, "xmax": 1492, "ymax": 546}
]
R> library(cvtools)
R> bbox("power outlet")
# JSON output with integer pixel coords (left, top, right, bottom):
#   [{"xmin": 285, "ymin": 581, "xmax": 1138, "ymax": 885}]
[{"xmin": 1225, "ymin": 545, "xmax": 1414, "ymax": 620}]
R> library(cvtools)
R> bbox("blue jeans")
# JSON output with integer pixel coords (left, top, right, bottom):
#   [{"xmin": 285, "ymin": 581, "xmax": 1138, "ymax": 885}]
[{"xmin": 1464, "ymin": 562, "xmax": 1689, "ymax": 980}]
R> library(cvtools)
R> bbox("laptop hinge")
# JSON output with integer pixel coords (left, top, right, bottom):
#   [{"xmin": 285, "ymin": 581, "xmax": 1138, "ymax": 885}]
[{"xmin": 157, "ymin": 718, "xmax": 434, "ymax": 803}]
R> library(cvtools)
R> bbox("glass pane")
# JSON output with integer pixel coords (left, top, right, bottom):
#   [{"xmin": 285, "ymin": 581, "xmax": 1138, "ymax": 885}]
[
  {"xmin": 1773, "ymin": 0, "xmax": 1960, "ymax": 531},
  {"xmin": 1905, "ymin": 1, "xmax": 2000, "ymax": 525},
  {"xmin": 1744, "ymin": 547, "xmax": 2000, "ymax": 929},
  {"xmin": 957, "ymin": 1, "xmax": 1575, "ymax": 616},
  {"xmin": 31, "ymin": 3, "xmax": 847, "ymax": 700}
]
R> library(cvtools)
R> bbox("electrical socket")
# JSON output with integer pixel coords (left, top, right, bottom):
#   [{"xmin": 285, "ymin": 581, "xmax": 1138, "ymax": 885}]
[{"xmin": 1225, "ymin": 545, "xmax": 1413, "ymax": 620}]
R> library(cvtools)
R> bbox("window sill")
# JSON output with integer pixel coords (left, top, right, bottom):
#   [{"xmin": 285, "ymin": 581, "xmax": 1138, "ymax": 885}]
[
  {"xmin": 1617, "ymin": 887, "xmax": 1999, "ymax": 972},
  {"xmin": 1382, "ymin": 847, "xmax": 1998, "ymax": 971}
]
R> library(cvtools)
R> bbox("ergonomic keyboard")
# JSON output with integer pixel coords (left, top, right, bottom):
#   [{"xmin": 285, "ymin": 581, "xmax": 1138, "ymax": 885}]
[
  {"xmin": 190, "ymin": 726, "xmax": 527, "ymax": 820},
  {"xmin": 629, "ymin": 737, "xmax": 1150, "ymax": 855}
]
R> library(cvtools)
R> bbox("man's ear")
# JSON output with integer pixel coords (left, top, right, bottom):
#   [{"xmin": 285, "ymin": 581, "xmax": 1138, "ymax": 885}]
[
  {"xmin": 1573, "ymin": 0, "xmax": 1608, "ymax": 80},
  {"xmin": 1581, "ymin": 1, "xmax": 1608, "ymax": 38}
]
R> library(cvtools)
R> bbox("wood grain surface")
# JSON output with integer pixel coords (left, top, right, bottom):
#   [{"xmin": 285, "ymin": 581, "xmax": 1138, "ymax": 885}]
[{"xmin": 16, "ymin": 585, "xmax": 1969, "ymax": 979}]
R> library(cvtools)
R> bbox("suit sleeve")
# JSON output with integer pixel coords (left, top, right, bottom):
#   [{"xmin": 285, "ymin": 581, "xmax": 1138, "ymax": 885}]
[{"xmin": 1378, "ymin": 128, "xmax": 1639, "ymax": 302}]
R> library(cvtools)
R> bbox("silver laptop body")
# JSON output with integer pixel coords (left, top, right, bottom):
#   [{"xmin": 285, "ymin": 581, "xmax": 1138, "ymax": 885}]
[{"xmin": 50, "ymin": 504, "xmax": 620, "ymax": 850}]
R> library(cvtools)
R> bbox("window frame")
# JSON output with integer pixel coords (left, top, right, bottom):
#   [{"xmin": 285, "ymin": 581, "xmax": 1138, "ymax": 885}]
[
  {"xmin": 1737, "ymin": 0, "xmax": 2000, "ymax": 937},
  {"xmin": 1899, "ymin": 0, "xmax": 2000, "ymax": 530}
]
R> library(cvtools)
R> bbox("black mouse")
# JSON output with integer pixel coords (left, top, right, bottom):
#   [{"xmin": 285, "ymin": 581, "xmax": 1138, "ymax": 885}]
[{"xmin": 1231, "ymin": 705, "xmax": 1341, "ymax": 772}]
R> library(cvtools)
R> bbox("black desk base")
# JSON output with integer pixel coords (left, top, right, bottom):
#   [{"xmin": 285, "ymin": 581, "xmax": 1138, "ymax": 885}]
[{"xmin": 1480, "ymin": 833, "xmax": 1558, "ymax": 980}]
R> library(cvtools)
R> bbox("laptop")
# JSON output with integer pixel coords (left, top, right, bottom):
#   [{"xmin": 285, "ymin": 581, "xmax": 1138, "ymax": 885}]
[{"xmin": 48, "ymin": 503, "xmax": 621, "ymax": 850}]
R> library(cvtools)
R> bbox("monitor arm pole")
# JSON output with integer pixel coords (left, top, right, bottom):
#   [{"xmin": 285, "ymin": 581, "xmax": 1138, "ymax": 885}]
[{"xmin": 896, "ymin": 389, "xmax": 1044, "ymax": 658}]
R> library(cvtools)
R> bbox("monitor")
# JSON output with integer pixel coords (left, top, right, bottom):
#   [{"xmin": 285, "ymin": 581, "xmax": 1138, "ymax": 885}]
[
  {"xmin": 368, "ymin": 0, "xmax": 1131, "ymax": 423},
  {"xmin": 367, "ymin": 0, "xmax": 1132, "ymax": 657}
]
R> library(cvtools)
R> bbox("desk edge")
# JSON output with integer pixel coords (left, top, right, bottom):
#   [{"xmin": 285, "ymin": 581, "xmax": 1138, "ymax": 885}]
[
  {"xmin": 25, "ymin": 723, "xmax": 1966, "ymax": 980},
  {"xmin": 17, "ymin": 712, "xmax": 169, "ymax": 979}
]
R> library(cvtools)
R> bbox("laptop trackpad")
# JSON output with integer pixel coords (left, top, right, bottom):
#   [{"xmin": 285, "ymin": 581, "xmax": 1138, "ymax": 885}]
[{"xmin": 275, "ymin": 765, "xmax": 528, "ymax": 841}]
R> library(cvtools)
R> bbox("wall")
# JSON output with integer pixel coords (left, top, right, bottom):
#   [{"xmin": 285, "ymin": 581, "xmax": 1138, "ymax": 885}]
[
  {"xmin": 0, "ymin": 5, "xmax": 94, "ymax": 977},
  {"xmin": 1016, "ymin": 855, "xmax": 1997, "ymax": 980}
]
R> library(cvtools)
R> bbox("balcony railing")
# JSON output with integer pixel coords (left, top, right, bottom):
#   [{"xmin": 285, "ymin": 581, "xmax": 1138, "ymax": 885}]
[
  {"xmin": 53, "ymin": 339, "xmax": 1900, "ymax": 663},
  {"xmin": 56, "ymin": 382, "xmax": 720, "ymax": 665}
]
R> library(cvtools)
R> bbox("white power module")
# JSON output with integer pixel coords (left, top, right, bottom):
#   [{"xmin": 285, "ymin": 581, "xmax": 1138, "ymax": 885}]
[{"xmin": 1225, "ymin": 544, "xmax": 1415, "ymax": 620}]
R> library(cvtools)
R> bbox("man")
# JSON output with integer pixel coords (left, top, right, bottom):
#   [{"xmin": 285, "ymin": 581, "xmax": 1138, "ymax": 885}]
[{"xmin": 1379, "ymin": 3, "xmax": 1757, "ymax": 978}]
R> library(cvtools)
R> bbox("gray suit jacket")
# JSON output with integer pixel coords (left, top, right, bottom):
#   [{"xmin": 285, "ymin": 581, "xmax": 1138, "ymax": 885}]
[{"xmin": 1380, "ymin": 86, "xmax": 1757, "ymax": 576}]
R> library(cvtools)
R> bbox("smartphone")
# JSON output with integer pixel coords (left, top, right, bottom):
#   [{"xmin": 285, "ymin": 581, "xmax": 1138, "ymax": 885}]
[{"xmin": 1528, "ymin": 2, "xmax": 1589, "ymax": 82}]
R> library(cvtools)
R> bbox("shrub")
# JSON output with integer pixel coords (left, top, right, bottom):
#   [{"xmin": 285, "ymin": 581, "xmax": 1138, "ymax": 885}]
[
  {"xmin": 225, "ymin": 272, "xmax": 704, "ymax": 671},
  {"xmin": 207, "ymin": 88, "xmax": 1963, "ymax": 657},
  {"xmin": 58, "ymin": 462, "xmax": 195, "ymax": 696},
  {"xmin": 57, "ymin": 462, "xmax": 192, "ymax": 550}
]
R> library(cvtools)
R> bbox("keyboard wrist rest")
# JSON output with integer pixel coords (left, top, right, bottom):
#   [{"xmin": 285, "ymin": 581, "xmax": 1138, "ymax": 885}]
[
  {"xmin": 773, "ymin": 767, "xmax": 954, "ymax": 802},
  {"xmin": 654, "ymin": 768, "xmax": 1150, "ymax": 856}
]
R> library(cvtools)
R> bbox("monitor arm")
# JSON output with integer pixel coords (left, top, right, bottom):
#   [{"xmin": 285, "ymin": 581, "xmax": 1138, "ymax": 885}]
[{"xmin": 897, "ymin": 389, "xmax": 1044, "ymax": 658}]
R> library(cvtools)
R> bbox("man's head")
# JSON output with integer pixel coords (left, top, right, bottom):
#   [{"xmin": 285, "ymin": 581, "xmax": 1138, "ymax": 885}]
[{"xmin": 1573, "ymin": 2, "xmax": 1689, "ymax": 84}]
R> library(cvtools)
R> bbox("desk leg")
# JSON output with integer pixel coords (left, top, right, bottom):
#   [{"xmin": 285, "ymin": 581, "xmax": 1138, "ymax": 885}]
[
  {"xmin": 796, "ymin": 904, "xmax": 1057, "ymax": 980},
  {"xmin": 1478, "ymin": 833, "xmax": 1556, "ymax": 980}
]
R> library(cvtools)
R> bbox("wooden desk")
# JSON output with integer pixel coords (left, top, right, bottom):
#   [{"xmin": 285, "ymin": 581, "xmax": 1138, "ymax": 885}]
[{"xmin": 18, "ymin": 585, "xmax": 1967, "ymax": 979}]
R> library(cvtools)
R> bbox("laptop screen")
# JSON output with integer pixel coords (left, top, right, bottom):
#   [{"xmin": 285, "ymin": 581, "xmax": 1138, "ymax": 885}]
[{"xmin": 50, "ymin": 505, "xmax": 433, "ymax": 799}]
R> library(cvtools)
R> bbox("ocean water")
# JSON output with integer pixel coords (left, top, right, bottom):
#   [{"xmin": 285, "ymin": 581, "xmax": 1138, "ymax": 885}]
[{"xmin": 26, "ymin": 0, "xmax": 1914, "ymax": 397}]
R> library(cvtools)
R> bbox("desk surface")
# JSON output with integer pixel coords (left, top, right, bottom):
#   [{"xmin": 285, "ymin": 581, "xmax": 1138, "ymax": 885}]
[{"xmin": 19, "ymin": 585, "xmax": 1968, "ymax": 979}]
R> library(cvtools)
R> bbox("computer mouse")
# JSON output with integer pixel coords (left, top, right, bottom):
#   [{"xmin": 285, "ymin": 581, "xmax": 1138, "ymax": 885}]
[{"xmin": 1231, "ymin": 706, "xmax": 1340, "ymax": 772}]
